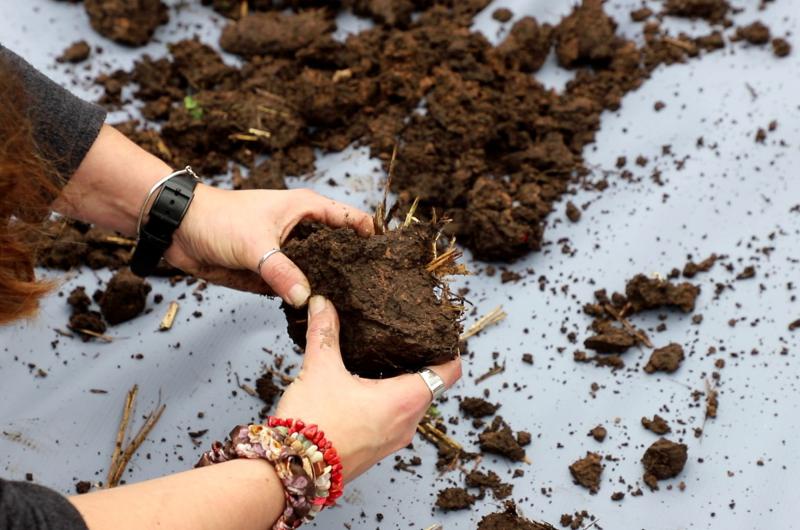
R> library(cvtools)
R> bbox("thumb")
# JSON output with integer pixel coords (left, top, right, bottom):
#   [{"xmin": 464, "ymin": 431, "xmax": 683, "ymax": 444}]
[
  {"xmin": 254, "ymin": 244, "xmax": 311, "ymax": 308},
  {"xmin": 301, "ymin": 295, "xmax": 346, "ymax": 374}
]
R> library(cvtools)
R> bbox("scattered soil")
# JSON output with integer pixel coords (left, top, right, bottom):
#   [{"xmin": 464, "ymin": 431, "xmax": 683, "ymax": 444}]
[
  {"xmin": 642, "ymin": 438, "xmax": 688, "ymax": 490},
  {"xmin": 99, "ymin": 269, "xmax": 151, "ymax": 325},
  {"xmin": 84, "ymin": 0, "xmax": 169, "ymax": 46},
  {"xmin": 255, "ymin": 372, "xmax": 280, "ymax": 411},
  {"xmin": 465, "ymin": 469, "xmax": 513, "ymax": 499},
  {"xmin": 57, "ymin": 41, "xmax": 91, "ymax": 63},
  {"xmin": 477, "ymin": 502, "xmax": 557, "ymax": 530},
  {"xmin": 435, "ymin": 487, "xmax": 475, "ymax": 510},
  {"xmin": 663, "ymin": 0, "xmax": 730, "ymax": 24},
  {"xmin": 588, "ymin": 425, "xmax": 607, "ymax": 442},
  {"xmin": 772, "ymin": 38, "xmax": 792, "ymax": 57},
  {"xmin": 281, "ymin": 224, "xmax": 463, "ymax": 377},
  {"xmin": 569, "ymin": 452, "xmax": 603, "ymax": 493},
  {"xmin": 644, "ymin": 343, "xmax": 685, "ymax": 374},
  {"xmin": 734, "ymin": 21, "xmax": 771, "ymax": 45},
  {"xmin": 641, "ymin": 414, "xmax": 671, "ymax": 434},
  {"xmin": 460, "ymin": 397, "xmax": 500, "ymax": 418},
  {"xmin": 478, "ymin": 416, "xmax": 527, "ymax": 462}
]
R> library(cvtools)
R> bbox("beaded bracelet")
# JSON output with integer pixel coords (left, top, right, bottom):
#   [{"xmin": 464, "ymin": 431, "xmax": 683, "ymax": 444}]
[{"xmin": 197, "ymin": 417, "xmax": 344, "ymax": 529}]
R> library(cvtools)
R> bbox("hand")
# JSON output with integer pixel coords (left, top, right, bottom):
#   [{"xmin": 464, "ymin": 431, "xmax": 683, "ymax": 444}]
[
  {"xmin": 166, "ymin": 185, "xmax": 374, "ymax": 306},
  {"xmin": 275, "ymin": 295, "xmax": 462, "ymax": 482}
]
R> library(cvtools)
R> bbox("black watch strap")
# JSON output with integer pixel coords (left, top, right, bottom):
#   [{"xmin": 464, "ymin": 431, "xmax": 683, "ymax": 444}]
[{"xmin": 131, "ymin": 169, "xmax": 199, "ymax": 277}]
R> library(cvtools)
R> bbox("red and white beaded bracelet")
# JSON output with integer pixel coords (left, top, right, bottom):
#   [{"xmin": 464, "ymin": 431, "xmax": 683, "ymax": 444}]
[{"xmin": 197, "ymin": 417, "xmax": 344, "ymax": 529}]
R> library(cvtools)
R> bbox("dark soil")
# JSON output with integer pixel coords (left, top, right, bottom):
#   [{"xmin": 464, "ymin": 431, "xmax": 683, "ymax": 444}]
[
  {"xmin": 644, "ymin": 343, "xmax": 685, "ymax": 374},
  {"xmin": 465, "ymin": 469, "xmax": 513, "ymax": 499},
  {"xmin": 460, "ymin": 397, "xmax": 500, "ymax": 418},
  {"xmin": 773, "ymin": 38, "xmax": 792, "ymax": 57},
  {"xmin": 641, "ymin": 414, "xmax": 671, "ymax": 434},
  {"xmin": 99, "ymin": 269, "xmax": 151, "ymax": 325},
  {"xmin": 435, "ymin": 487, "xmax": 475, "ymax": 510},
  {"xmin": 281, "ymin": 224, "xmax": 462, "ymax": 377},
  {"xmin": 57, "ymin": 41, "xmax": 91, "ymax": 63},
  {"xmin": 663, "ymin": 0, "xmax": 730, "ymax": 24},
  {"xmin": 84, "ymin": 0, "xmax": 169, "ymax": 46},
  {"xmin": 477, "ymin": 502, "xmax": 557, "ymax": 530},
  {"xmin": 734, "ymin": 21, "xmax": 771, "ymax": 45},
  {"xmin": 569, "ymin": 452, "xmax": 603, "ymax": 493},
  {"xmin": 642, "ymin": 438, "xmax": 688, "ymax": 490},
  {"xmin": 478, "ymin": 416, "xmax": 527, "ymax": 462}
]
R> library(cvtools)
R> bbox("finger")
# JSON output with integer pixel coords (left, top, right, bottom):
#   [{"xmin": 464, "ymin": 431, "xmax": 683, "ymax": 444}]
[
  {"xmin": 302, "ymin": 295, "xmax": 346, "ymax": 373},
  {"xmin": 382, "ymin": 355, "xmax": 463, "ymax": 414},
  {"xmin": 255, "ymin": 244, "xmax": 311, "ymax": 308},
  {"xmin": 288, "ymin": 189, "xmax": 374, "ymax": 237}
]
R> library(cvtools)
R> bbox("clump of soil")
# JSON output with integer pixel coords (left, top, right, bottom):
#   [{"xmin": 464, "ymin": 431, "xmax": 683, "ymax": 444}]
[
  {"xmin": 492, "ymin": 8, "xmax": 513, "ymax": 23},
  {"xmin": 583, "ymin": 324, "xmax": 636, "ymax": 353},
  {"xmin": 478, "ymin": 416, "xmax": 527, "ymax": 462},
  {"xmin": 642, "ymin": 414, "xmax": 671, "ymax": 434},
  {"xmin": 683, "ymin": 254, "xmax": 717, "ymax": 278},
  {"xmin": 57, "ymin": 41, "xmax": 91, "ymax": 63},
  {"xmin": 281, "ymin": 224, "xmax": 463, "ymax": 377},
  {"xmin": 465, "ymin": 469, "xmax": 513, "ymax": 499},
  {"xmin": 67, "ymin": 286, "xmax": 107, "ymax": 339},
  {"xmin": 435, "ymin": 487, "xmax": 475, "ymax": 511},
  {"xmin": 644, "ymin": 343, "xmax": 685, "ymax": 374},
  {"xmin": 734, "ymin": 21, "xmax": 771, "ymax": 45},
  {"xmin": 477, "ymin": 501, "xmax": 557, "ymax": 530},
  {"xmin": 624, "ymin": 275, "xmax": 700, "ymax": 313},
  {"xmin": 773, "ymin": 38, "xmax": 792, "ymax": 57},
  {"xmin": 588, "ymin": 425, "xmax": 607, "ymax": 442},
  {"xmin": 255, "ymin": 372, "xmax": 280, "ymax": 411},
  {"xmin": 219, "ymin": 9, "xmax": 335, "ymax": 57},
  {"xmin": 642, "ymin": 438, "xmax": 688, "ymax": 490},
  {"xmin": 554, "ymin": 0, "xmax": 618, "ymax": 68},
  {"xmin": 460, "ymin": 397, "xmax": 500, "ymax": 418},
  {"xmin": 569, "ymin": 452, "xmax": 603, "ymax": 493},
  {"xmin": 84, "ymin": 0, "xmax": 169, "ymax": 46},
  {"xmin": 99, "ymin": 269, "xmax": 151, "ymax": 325},
  {"xmin": 663, "ymin": 0, "xmax": 730, "ymax": 24}
]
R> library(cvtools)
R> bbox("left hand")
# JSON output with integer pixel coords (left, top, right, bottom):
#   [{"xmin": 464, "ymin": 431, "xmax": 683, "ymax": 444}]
[{"xmin": 166, "ymin": 184, "xmax": 374, "ymax": 306}]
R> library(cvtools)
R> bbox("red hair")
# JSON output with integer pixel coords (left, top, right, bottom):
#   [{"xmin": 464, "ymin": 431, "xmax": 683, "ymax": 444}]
[{"xmin": 0, "ymin": 55, "xmax": 59, "ymax": 324}]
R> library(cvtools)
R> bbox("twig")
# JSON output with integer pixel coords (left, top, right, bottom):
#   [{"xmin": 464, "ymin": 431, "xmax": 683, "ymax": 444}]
[
  {"xmin": 582, "ymin": 518, "xmax": 601, "ymax": 530},
  {"xmin": 474, "ymin": 361, "xmax": 506, "ymax": 384},
  {"xmin": 107, "ymin": 397, "xmax": 166, "ymax": 488},
  {"xmin": 603, "ymin": 303, "xmax": 653, "ymax": 348},
  {"xmin": 69, "ymin": 327, "xmax": 114, "ymax": 342},
  {"xmin": 374, "ymin": 143, "xmax": 398, "ymax": 235},
  {"xmin": 234, "ymin": 372, "xmax": 257, "ymax": 397},
  {"xmin": 460, "ymin": 306, "xmax": 507, "ymax": 340},
  {"xmin": 402, "ymin": 197, "xmax": 420, "ymax": 228},
  {"xmin": 159, "ymin": 301, "xmax": 179, "ymax": 331},
  {"xmin": 663, "ymin": 36, "xmax": 696, "ymax": 53},
  {"xmin": 106, "ymin": 385, "xmax": 137, "ymax": 487}
]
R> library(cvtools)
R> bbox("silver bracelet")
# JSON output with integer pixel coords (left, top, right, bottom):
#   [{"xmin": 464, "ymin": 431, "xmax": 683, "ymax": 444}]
[{"xmin": 136, "ymin": 166, "xmax": 199, "ymax": 237}]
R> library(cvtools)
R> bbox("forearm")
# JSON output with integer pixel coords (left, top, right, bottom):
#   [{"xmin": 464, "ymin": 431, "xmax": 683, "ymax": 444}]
[
  {"xmin": 70, "ymin": 459, "xmax": 284, "ymax": 530},
  {"xmin": 52, "ymin": 124, "xmax": 172, "ymax": 236}
]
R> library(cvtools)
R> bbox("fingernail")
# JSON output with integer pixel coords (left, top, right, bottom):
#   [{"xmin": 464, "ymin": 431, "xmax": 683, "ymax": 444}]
[
  {"xmin": 308, "ymin": 295, "xmax": 326, "ymax": 316},
  {"xmin": 288, "ymin": 284, "xmax": 311, "ymax": 308}
]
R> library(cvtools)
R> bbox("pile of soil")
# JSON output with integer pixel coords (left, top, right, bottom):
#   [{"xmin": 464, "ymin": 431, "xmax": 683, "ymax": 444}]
[
  {"xmin": 87, "ymin": 0, "xmax": 736, "ymax": 263},
  {"xmin": 84, "ymin": 0, "xmax": 168, "ymax": 46},
  {"xmin": 642, "ymin": 438, "xmax": 688, "ymax": 490},
  {"xmin": 569, "ymin": 452, "xmax": 603, "ymax": 493},
  {"xmin": 281, "ymin": 224, "xmax": 463, "ymax": 377},
  {"xmin": 477, "ymin": 502, "xmax": 557, "ymax": 530}
]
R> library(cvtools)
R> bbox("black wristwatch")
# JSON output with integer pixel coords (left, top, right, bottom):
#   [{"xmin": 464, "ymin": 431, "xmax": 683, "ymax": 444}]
[{"xmin": 130, "ymin": 167, "xmax": 199, "ymax": 277}]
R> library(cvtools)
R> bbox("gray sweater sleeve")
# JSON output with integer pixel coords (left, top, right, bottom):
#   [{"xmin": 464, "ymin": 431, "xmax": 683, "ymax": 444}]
[
  {"xmin": 0, "ymin": 479, "xmax": 88, "ymax": 530},
  {"xmin": 0, "ymin": 43, "xmax": 106, "ymax": 183}
]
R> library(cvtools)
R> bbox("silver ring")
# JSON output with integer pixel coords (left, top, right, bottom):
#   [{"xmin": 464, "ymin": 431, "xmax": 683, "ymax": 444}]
[
  {"xmin": 257, "ymin": 248, "xmax": 283, "ymax": 275},
  {"xmin": 418, "ymin": 368, "xmax": 446, "ymax": 401}
]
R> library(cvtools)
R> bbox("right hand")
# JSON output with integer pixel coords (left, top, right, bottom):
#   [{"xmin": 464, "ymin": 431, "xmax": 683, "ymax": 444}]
[{"xmin": 275, "ymin": 295, "xmax": 462, "ymax": 482}]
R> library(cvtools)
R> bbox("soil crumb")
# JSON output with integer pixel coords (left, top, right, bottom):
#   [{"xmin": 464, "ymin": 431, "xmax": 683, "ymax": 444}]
[
  {"xmin": 255, "ymin": 372, "xmax": 280, "ymax": 411},
  {"xmin": 57, "ymin": 41, "xmax": 91, "ymax": 63},
  {"xmin": 772, "ymin": 38, "xmax": 792, "ymax": 57},
  {"xmin": 588, "ymin": 425, "xmax": 607, "ymax": 442},
  {"xmin": 735, "ymin": 21, "xmax": 771, "ymax": 45},
  {"xmin": 642, "ymin": 438, "xmax": 688, "ymax": 490},
  {"xmin": 465, "ymin": 469, "xmax": 513, "ymax": 499},
  {"xmin": 492, "ymin": 7, "xmax": 513, "ymax": 23},
  {"xmin": 641, "ymin": 414, "xmax": 671, "ymax": 434},
  {"xmin": 435, "ymin": 487, "xmax": 475, "ymax": 511},
  {"xmin": 84, "ymin": 0, "xmax": 168, "ymax": 46},
  {"xmin": 569, "ymin": 452, "xmax": 603, "ymax": 493},
  {"xmin": 663, "ymin": 0, "xmax": 730, "ymax": 24},
  {"xmin": 477, "ymin": 501, "xmax": 557, "ymax": 530},
  {"xmin": 644, "ymin": 343, "xmax": 685, "ymax": 374},
  {"xmin": 625, "ymin": 275, "xmax": 700, "ymax": 313},
  {"xmin": 682, "ymin": 254, "xmax": 717, "ymax": 278},
  {"xmin": 99, "ymin": 269, "xmax": 151, "ymax": 325},
  {"xmin": 460, "ymin": 397, "xmax": 500, "ymax": 418},
  {"xmin": 478, "ymin": 416, "xmax": 527, "ymax": 462},
  {"xmin": 281, "ymin": 224, "xmax": 463, "ymax": 377}
]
